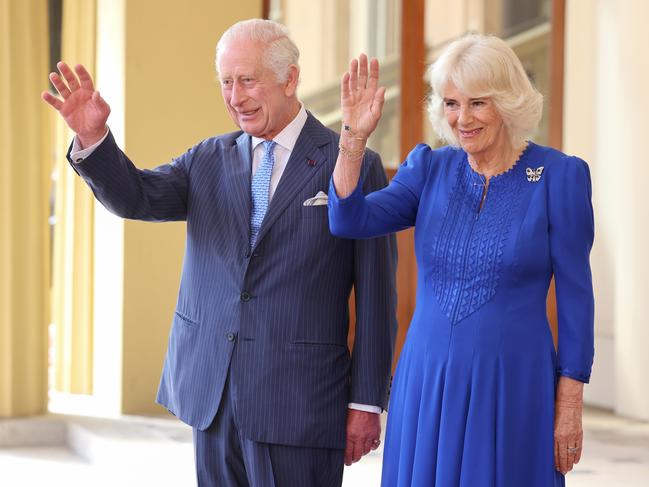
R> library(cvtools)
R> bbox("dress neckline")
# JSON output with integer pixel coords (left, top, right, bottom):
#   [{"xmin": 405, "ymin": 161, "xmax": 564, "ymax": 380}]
[{"xmin": 465, "ymin": 141, "xmax": 534, "ymax": 183}]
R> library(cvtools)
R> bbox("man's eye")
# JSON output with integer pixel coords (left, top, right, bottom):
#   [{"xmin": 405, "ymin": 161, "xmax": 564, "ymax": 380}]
[
  {"xmin": 444, "ymin": 101, "xmax": 457, "ymax": 108},
  {"xmin": 221, "ymin": 79, "xmax": 232, "ymax": 87}
]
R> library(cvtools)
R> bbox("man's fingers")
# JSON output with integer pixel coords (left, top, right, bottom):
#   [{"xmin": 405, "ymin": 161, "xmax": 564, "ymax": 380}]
[
  {"xmin": 41, "ymin": 91, "xmax": 63, "ymax": 110},
  {"xmin": 75, "ymin": 64, "xmax": 95, "ymax": 91},
  {"xmin": 92, "ymin": 90, "xmax": 110, "ymax": 113},
  {"xmin": 352, "ymin": 439, "xmax": 363, "ymax": 463},
  {"xmin": 362, "ymin": 439, "xmax": 374, "ymax": 456},
  {"xmin": 344, "ymin": 440, "xmax": 354, "ymax": 466},
  {"xmin": 49, "ymin": 72, "xmax": 71, "ymax": 99},
  {"xmin": 57, "ymin": 62, "xmax": 80, "ymax": 91},
  {"xmin": 345, "ymin": 437, "xmax": 364, "ymax": 464}
]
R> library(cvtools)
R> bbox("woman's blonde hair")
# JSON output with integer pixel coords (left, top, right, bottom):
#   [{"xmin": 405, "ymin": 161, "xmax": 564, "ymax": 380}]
[{"xmin": 427, "ymin": 34, "xmax": 543, "ymax": 147}]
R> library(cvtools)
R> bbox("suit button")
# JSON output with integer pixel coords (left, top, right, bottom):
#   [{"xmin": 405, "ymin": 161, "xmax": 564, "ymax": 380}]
[
  {"xmin": 226, "ymin": 332, "xmax": 236, "ymax": 342},
  {"xmin": 240, "ymin": 291, "xmax": 251, "ymax": 302}
]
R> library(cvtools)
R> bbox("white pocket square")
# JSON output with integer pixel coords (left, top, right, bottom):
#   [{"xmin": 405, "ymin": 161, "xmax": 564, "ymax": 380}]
[{"xmin": 303, "ymin": 191, "xmax": 328, "ymax": 206}]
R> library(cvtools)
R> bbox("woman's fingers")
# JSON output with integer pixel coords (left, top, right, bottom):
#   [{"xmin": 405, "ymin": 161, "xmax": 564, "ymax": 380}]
[
  {"xmin": 367, "ymin": 57, "xmax": 380, "ymax": 91},
  {"xmin": 566, "ymin": 446, "xmax": 576, "ymax": 472},
  {"xmin": 349, "ymin": 58, "xmax": 358, "ymax": 93},
  {"xmin": 357, "ymin": 53, "xmax": 368, "ymax": 89},
  {"xmin": 372, "ymin": 86, "xmax": 386, "ymax": 118},
  {"xmin": 344, "ymin": 55, "xmax": 381, "ymax": 100},
  {"xmin": 341, "ymin": 72, "xmax": 351, "ymax": 102},
  {"xmin": 556, "ymin": 440, "xmax": 582, "ymax": 474},
  {"xmin": 558, "ymin": 443, "xmax": 569, "ymax": 474},
  {"xmin": 341, "ymin": 54, "xmax": 384, "ymax": 136}
]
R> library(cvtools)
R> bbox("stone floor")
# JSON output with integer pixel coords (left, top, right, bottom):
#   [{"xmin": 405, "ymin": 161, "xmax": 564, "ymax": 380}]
[{"xmin": 0, "ymin": 407, "xmax": 647, "ymax": 486}]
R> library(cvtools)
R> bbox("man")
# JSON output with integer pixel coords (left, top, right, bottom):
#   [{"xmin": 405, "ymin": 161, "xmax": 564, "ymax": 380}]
[{"xmin": 42, "ymin": 19, "xmax": 396, "ymax": 487}]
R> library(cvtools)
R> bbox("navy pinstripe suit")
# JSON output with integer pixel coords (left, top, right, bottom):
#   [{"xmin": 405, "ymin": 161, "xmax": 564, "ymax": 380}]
[{"xmin": 69, "ymin": 112, "xmax": 397, "ymax": 452}]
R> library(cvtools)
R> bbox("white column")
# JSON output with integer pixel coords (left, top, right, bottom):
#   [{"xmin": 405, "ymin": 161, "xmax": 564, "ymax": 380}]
[
  {"xmin": 602, "ymin": 0, "xmax": 649, "ymax": 421},
  {"xmin": 564, "ymin": 0, "xmax": 649, "ymax": 419}
]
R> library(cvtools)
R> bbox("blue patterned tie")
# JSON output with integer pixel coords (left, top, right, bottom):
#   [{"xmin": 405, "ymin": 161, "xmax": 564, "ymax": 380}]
[{"xmin": 250, "ymin": 140, "xmax": 276, "ymax": 248}]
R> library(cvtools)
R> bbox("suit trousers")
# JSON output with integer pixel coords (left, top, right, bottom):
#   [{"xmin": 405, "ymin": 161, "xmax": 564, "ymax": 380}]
[{"xmin": 193, "ymin": 373, "xmax": 344, "ymax": 487}]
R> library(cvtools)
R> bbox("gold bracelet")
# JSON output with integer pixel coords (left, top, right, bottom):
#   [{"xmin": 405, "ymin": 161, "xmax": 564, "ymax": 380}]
[{"xmin": 339, "ymin": 143, "xmax": 365, "ymax": 160}]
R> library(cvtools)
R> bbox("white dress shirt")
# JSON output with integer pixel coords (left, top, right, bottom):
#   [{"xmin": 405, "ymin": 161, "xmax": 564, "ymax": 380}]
[{"xmin": 250, "ymin": 104, "xmax": 307, "ymax": 201}]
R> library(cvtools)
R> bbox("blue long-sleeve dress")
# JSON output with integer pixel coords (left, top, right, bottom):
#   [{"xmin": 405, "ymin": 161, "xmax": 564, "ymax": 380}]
[{"xmin": 328, "ymin": 142, "xmax": 594, "ymax": 487}]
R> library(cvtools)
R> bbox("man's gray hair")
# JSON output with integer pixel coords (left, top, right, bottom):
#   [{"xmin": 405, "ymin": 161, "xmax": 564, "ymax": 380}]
[{"xmin": 216, "ymin": 19, "xmax": 300, "ymax": 83}]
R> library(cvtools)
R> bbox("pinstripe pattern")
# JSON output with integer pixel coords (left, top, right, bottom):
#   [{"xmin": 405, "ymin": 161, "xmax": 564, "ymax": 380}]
[
  {"xmin": 68, "ymin": 112, "xmax": 397, "ymax": 450},
  {"xmin": 194, "ymin": 376, "xmax": 344, "ymax": 486}
]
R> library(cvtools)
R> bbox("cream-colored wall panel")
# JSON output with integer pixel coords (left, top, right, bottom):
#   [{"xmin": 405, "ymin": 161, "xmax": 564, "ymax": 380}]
[
  {"xmin": 0, "ymin": 0, "xmax": 50, "ymax": 417},
  {"xmin": 90, "ymin": 0, "xmax": 262, "ymax": 415},
  {"xmin": 119, "ymin": 0, "xmax": 262, "ymax": 415},
  {"xmin": 564, "ymin": 0, "xmax": 649, "ymax": 418},
  {"xmin": 604, "ymin": 0, "xmax": 649, "ymax": 422},
  {"xmin": 564, "ymin": 0, "xmax": 615, "ymax": 409}
]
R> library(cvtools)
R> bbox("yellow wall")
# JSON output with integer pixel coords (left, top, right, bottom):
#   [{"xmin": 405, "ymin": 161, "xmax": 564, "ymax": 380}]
[
  {"xmin": 0, "ymin": 0, "xmax": 50, "ymax": 417},
  {"xmin": 92, "ymin": 0, "xmax": 262, "ymax": 415}
]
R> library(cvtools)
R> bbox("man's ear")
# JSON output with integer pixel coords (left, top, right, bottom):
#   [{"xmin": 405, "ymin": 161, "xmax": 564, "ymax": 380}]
[{"xmin": 284, "ymin": 64, "xmax": 300, "ymax": 97}]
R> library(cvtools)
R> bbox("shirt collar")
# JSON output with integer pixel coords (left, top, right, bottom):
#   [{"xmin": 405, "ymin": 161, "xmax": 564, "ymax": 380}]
[{"xmin": 251, "ymin": 104, "xmax": 307, "ymax": 152}]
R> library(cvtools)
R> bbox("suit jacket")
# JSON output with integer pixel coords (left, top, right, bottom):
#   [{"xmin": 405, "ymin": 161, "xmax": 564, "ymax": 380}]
[{"xmin": 69, "ymin": 112, "xmax": 397, "ymax": 449}]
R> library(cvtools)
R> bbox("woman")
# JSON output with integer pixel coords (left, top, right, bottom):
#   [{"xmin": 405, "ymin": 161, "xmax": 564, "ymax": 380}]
[{"xmin": 329, "ymin": 34, "xmax": 594, "ymax": 486}]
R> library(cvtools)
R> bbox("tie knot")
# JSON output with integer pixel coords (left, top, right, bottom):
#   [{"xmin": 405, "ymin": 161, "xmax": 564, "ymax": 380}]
[{"xmin": 262, "ymin": 140, "xmax": 276, "ymax": 155}]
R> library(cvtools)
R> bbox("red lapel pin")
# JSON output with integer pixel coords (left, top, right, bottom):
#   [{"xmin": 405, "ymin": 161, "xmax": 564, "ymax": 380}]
[{"xmin": 307, "ymin": 159, "xmax": 316, "ymax": 167}]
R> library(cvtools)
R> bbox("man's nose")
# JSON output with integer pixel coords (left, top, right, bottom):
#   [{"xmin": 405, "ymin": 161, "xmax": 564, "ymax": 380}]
[{"xmin": 230, "ymin": 82, "xmax": 244, "ymax": 106}]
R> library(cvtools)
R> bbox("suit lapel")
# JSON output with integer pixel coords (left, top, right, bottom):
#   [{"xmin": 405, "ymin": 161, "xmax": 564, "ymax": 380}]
[
  {"xmin": 224, "ymin": 132, "xmax": 252, "ymax": 247},
  {"xmin": 254, "ymin": 114, "xmax": 331, "ymax": 248}
]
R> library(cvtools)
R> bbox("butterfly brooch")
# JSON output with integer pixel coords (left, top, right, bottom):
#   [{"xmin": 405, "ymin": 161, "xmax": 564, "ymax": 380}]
[{"xmin": 526, "ymin": 166, "xmax": 544, "ymax": 182}]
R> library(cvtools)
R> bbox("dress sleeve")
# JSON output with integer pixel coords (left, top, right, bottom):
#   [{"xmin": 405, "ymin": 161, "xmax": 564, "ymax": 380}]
[
  {"xmin": 547, "ymin": 155, "xmax": 595, "ymax": 383},
  {"xmin": 328, "ymin": 143, "xmax": 433, "ymax": 238}
]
